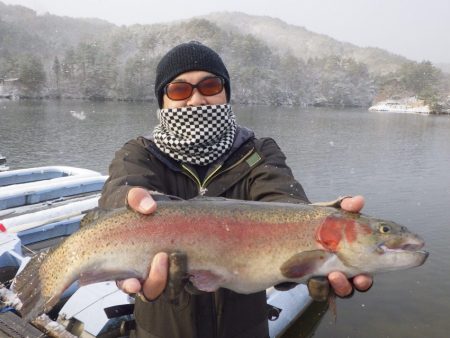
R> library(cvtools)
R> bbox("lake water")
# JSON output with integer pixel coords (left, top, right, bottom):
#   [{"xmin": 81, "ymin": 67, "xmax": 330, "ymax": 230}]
[{"xmin": 1, "ymin": 100, "xmax": 450, "ymax": 337}]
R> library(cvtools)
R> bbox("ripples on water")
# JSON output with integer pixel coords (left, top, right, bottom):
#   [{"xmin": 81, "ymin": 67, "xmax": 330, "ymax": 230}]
[{"xmin": 1, "ymin": 100, "xmax": 450, "ymax": 337}]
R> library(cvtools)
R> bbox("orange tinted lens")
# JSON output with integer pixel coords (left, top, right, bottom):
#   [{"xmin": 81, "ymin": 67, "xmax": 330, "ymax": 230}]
[
  {"xmin": 197, "ymin": 77, "xmax": 223, "ymax": 96},
  {"xmin": 166, "ymin": 82, "xmax": 193, "ymax": 100}
]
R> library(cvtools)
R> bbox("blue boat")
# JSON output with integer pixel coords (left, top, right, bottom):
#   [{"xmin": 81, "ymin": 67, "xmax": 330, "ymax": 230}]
[{"xmin": 0, "ymin": 166, "xmax": 311, "ymax": 337}]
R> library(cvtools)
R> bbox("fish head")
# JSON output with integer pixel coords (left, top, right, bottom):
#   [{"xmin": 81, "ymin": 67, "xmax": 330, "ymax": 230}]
[{"xmin": 316, "ymin": 212, "xmax": 429, "ymax": 274}]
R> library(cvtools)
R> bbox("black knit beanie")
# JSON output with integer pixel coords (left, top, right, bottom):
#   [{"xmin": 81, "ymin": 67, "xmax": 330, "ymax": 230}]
[{"xmin": 155, "ymin": 41, "xmax": 231, "ymax": 108}]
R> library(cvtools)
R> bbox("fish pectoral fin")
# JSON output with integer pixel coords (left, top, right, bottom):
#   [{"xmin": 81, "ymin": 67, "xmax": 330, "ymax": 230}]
[{"xmin": 280, "ymin": 250, "xmax": 332, "ymax": 279}]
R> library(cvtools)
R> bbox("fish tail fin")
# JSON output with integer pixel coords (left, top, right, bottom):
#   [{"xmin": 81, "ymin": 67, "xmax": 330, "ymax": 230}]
[{"xmin": 12, "ymin": 250, "xmax": 60, "ymax": 321}]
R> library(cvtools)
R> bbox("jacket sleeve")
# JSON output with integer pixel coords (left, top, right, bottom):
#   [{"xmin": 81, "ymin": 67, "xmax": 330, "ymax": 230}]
[
  {"xmin": 247, "ymin": 138, "xmax": 310, "ymax": 204},
  {"xmin": 98, "ymin": 138, "xmax": 165, "ymax": 209}
]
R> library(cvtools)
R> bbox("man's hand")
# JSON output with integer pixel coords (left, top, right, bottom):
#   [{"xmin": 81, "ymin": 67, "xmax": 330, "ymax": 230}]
[
  {"xmin": 327, "ymin": 195, "xmax": 373, "ymax": 297},
  {"xmin": 116, "ymin": 187, "xmax": 168, "ymax": 301}
]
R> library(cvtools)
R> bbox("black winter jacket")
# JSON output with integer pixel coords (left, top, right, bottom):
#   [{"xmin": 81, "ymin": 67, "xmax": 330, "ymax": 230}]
[{"xmin": 99, "ymin": 127, "xmax": 309, "ymax": 338}]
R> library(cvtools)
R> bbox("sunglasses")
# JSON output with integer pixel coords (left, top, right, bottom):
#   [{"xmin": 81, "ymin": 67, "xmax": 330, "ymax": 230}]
[{"xmin": 164, "ymin": 76, "xmax": 225, "ymax": 101}]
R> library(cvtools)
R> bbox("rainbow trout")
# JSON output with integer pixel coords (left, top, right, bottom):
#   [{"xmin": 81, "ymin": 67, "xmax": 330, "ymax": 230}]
[{"xmin": 6, "ymin": 198, "xmax": 428, "ymax": 320}]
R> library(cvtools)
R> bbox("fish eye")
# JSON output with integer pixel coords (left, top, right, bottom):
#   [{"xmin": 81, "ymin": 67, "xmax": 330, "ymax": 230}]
[{"xmin": 379, "ymin": 224, "xmax": 391, "ymax": 234}]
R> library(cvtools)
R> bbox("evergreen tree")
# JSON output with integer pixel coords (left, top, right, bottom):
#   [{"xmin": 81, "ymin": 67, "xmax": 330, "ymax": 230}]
[
  {"xmin": 52, "ymin": 56, "xmax": 61, "ymax": 90},
  {"xmin": 18, "ymin": 55, "xmax": 46, "ymax": 96}
]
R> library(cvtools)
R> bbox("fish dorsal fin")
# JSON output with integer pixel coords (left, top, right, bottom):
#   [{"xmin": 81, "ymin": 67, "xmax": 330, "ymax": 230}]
[
  {"xmin": 80, "ymin": 207, "xmax": 122, "ymax": 228},
  {"xmin": 189, "ymin": 196, "xmax": 230, "ymax": 202},
  {"xmin": 280, "ymin": 250, "xmax": 332, "ymax": 279}
]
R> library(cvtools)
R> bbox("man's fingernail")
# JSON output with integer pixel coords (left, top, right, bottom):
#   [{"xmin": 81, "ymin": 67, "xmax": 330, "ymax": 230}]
[
  {"xmin": 139, "ymin": 196, "xmax": 154, "ymax": 211},
  {"xmin": 155, "ymin": 253, "xmax": 168, "ymax": 273}
]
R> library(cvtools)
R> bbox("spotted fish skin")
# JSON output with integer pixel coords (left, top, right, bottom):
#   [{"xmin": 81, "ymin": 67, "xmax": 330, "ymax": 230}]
[{"xmin": 9, "ymin": 198, "xmax": 428, "ymax": 320}]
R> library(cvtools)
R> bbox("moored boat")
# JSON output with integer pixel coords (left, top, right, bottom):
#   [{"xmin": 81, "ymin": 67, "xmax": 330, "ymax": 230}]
[
  {"xmin": 0, "ymin": 166, "xmax": 312, "ymax": 337},
  {"xmin": 369, "ymin": 97, "xmax": 431, "ymax": 114}
]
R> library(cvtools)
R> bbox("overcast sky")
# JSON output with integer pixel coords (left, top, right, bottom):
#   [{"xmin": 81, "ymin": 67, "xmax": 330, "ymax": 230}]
[{"xmin": 2, "ymin": 0, "xmax": 449, "ymax": 63}]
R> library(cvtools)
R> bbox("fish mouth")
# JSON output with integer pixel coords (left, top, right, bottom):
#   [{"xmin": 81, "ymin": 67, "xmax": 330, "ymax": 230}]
[
  {"xmin": 375, "ymin": 243, "xmax": 429, "ymax": 268},
  {"xmin": 378, "ymin": 244, "xmax": 428, "ymax": 255},
  {"xmin": 377, "ymin": 237, "xmax": 427, "ymax": 254}
]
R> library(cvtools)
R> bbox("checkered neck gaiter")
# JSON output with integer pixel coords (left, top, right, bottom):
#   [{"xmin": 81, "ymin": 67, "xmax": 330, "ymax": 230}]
[{"xmin": 153, "ymin": 104, "xmax": 237, "ymax": 165}]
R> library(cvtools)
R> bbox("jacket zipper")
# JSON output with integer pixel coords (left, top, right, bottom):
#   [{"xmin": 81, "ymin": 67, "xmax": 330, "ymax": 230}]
[
  {"xmin": 181, "ymin": 164, "xmax": 222, "ymax": 195},
  {"xmin": 181, "ymin": 147, "xmax": 255, "ymax": 196},
  {"xmin": 181, "ymin": 147, "xmax": 256, "ymax": 337}
]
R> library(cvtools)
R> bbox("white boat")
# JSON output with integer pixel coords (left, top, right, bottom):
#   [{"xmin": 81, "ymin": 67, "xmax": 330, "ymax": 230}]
[
  {"xmin": 0, "ymin": 166, "xmax": 312, "ymax": 337},
  {"xmin": 369, "ymin": 97, "xmax": 431, "ymax": 114}
]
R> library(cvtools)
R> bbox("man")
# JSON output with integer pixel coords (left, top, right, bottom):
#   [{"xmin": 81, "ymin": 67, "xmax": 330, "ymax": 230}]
[{"xmin": 99, "ymin": 41, "xmax": 372, "ymax": 338}]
